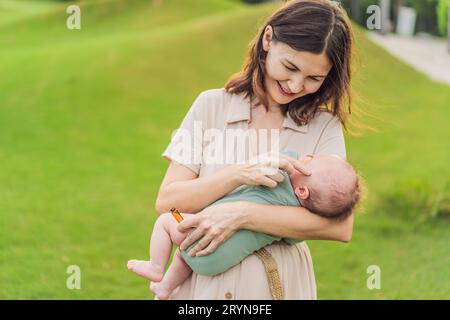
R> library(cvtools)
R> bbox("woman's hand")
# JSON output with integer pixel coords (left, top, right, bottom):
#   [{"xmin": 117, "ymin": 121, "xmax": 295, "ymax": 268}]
[
  {"xmin": 177, "ymin": 201, "xmax": 249, "ymax": 257},
  {"xmin": 236, "ymin": 151, "xmax": 311, "ymax": 188}
]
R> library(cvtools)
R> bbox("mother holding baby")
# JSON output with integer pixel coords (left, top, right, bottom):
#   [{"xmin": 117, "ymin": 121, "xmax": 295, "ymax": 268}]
[{"xmin": 155, "ymin": 0, "xmax": 356, "ymax": 299}]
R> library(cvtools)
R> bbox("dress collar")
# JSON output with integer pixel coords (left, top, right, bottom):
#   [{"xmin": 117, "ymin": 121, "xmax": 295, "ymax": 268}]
[{"xmin": 226, "ymin": 92, "xmax": 308, "ymax": 133}]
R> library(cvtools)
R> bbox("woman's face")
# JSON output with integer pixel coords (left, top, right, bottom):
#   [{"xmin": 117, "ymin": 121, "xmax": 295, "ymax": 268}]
[{"xmin": 262, "ymin": 25, "xmax": 332, "ymax": 108}]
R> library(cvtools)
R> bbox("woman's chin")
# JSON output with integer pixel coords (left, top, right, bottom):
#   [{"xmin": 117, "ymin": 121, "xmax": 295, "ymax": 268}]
[
  {"xmin": 274, "ymin": 92, "xmax": 294, "ymax": 104},
  {"xmin": 267, "ymin": 90, "xmax": 287, "ymax": 105}
]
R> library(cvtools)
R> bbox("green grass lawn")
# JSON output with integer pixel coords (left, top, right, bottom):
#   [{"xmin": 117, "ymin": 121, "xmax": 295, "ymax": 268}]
[{"xmin": 1, "ymin": 0, "xmax": 449, "ymax": 299}]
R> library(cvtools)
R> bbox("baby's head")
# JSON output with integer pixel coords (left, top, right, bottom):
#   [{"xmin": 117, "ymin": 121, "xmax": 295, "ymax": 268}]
[{"xmin": 289, "ymin": 154, "xmax": 361, "ymax": 220}]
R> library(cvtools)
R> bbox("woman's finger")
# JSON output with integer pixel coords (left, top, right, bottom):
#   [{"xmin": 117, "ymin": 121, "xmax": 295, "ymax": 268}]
[
  {"xmin": 179, "ymin": 227, "xmax": 204, "ymax": 251},
  {"xmin": 266, "ymin": 171, "xmax": 285, "ymax": 183},
  {"xmin": 193, "ymin": 223, "xmax": 237, "ymax": 257},
  {"xmin": 291, "ymin": 160, "xmax": 312, "ymax": 176},
  {"xmin": 195, "ymin": 239, "xmax": 221, "ymax": 257},
  {"xmin": 256, "ymin": 175, "xmax": 278, "ymax": 188},
  {"xmin": 186, "ymin": 233, "xmax": 215, "ymax": 257},
  {"xmin": 177, "ymin": 215, "xmax": 200, "ymax": 233},
  {"xmin": 280, "ymin": 154, "xmax": 311, "ymax": 176},
  {"xmin": 277, "ymin": 158, "xmax": 296, "ymax": 175}
]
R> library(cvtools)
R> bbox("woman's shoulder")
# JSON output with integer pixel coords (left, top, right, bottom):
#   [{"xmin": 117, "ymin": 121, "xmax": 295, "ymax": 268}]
[
  {"xmin": 186, "ymin": 88, "xmax": 227, "ymax": 118},
  {"xmin": 193, "ymin": 88, "xmax": 241, "ymax": 125},
  {"xmin": 196, "ymin": 87, "xmax": 229, "ymax": 104},
  {"xmin": 308, "ymin": 110, "xmax": 342, "ymax": 130},
  {"xmin": 198, "ymin": 87, "xmax": 245, "ymax": 110}
]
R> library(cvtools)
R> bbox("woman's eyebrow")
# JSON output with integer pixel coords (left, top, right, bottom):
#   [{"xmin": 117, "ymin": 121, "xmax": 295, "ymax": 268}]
[{"xmin": 284, "ymin": 59, "xmax": 327, "ymax": 78}]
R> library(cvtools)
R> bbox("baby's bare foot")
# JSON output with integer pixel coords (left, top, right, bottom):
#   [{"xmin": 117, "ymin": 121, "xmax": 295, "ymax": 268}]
[
  {"xmin": 127, "ymin": 260, "xmax": 164, "ymax": 282},
  {"xmin": 150, "ymin": 281, "xmax": 172, "ymax": 300}
]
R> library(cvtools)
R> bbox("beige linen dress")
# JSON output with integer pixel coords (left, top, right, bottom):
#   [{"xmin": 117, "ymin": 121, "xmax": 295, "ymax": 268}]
[{"xmin": 161, "ymin": 88, "xmax": 346, "ymax": 300}]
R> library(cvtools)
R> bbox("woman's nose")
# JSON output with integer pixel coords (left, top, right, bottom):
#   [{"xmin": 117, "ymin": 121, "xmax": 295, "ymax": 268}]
[{"xmin": 288, "ymin": 77, "xmax": 304, "ymax": 94}]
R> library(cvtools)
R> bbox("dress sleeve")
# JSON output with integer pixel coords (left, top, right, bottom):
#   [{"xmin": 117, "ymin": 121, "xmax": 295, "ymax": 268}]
[
  {"xmin": 161, "ymin": 92, "xmax": 207, "ymax": 175},
  {"xmin": 312, "ymin": 115, "xmax": 347, "ymax": 160}
]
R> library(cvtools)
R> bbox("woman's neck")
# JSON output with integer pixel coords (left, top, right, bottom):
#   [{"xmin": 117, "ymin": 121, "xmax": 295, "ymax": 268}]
[{"xmin": 265, "ymin": 96, "xmax": 281, "ymax": 114}]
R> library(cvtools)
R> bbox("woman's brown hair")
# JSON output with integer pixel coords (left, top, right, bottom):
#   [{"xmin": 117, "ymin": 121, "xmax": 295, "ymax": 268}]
[{"xmin": 225, "ymin": 0, "xmax": 355, "ymax": 129}]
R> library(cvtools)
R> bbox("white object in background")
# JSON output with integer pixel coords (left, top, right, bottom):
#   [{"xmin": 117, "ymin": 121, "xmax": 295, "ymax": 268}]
[
  {"xmin": 379, "ymin": 0, "xmax": 391, "ymax": 34},
  {"xmin": 396, "ymin": 6, "xmax": 417, "ymax": 36}
]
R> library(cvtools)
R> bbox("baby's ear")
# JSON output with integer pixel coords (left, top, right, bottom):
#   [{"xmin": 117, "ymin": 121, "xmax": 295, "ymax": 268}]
[{"xmin": 294, "ymin": 186, "xmax": 309, "ymax": 200}]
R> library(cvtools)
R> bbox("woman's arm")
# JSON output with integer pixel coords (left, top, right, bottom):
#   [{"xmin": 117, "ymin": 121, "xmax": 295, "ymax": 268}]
[
  {"xmin": 240, "ymin": 201, "xmax": 353, "ymax": 242},
  {"xmin": 178, "ymin": 200, "xmax": 353, "ymax": 257},
  {"xmin": 155, "ymin": 161, "xmax": 242, "ymax": 215},
  {"xmin": 155, "ymin": 154, "xmax": 304, "ymax": 215}
]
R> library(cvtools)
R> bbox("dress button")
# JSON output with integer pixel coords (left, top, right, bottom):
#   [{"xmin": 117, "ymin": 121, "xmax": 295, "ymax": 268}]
[{"xmin": 225, "ymin": 292, "xmax": 233, "ymax": 299}]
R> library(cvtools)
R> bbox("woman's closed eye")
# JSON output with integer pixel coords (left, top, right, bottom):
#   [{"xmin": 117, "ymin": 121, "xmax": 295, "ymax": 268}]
[
  {"xmin": 284, "ymin": 64, "xmax": 297, "ymax": 72},
  {"xmin": 282, "ymin": 65, "xmax": 321, "ymax": 81}
]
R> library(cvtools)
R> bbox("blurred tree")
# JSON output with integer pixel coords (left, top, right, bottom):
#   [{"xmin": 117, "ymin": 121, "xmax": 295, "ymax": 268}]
[
  {"xmin": 380, "ymin": 0, "xmax": 392, "ymax": 34},
  {"xmin": 393, "ymin": 0, "xmax": 405, "ymax": 19},
  {"xmin": 341, "ymin": 0, "xmax": 444, "ymax": 36},
  {"xmin": 350, "ymin": 0, "xmax": 362, "ymax": 23},
  {"xmin": 338, "ymin": 0, "xmax": 383, "ymax": 26},
  {"xmin": 405, "ymin": 0, "xmax": 439, "ymax": 34},
  {"xmin": 436, "ymin": 0, "xmax": 450, "ymax": 51},
  {"xmin": 436, "ymin": 0, "xmax": 449, "ymax": 36}
]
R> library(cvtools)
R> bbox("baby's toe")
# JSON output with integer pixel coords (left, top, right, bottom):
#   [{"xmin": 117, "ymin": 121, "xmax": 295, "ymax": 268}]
[{"xmin": 127, "ymin": 260, "xmax": 137, "ymax": 269}]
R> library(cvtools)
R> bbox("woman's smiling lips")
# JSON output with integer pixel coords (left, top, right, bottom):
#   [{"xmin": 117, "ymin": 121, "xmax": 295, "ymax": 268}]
[{"xmin": 277, "ymin": 81, "xmax": 295, "ymax": 97}]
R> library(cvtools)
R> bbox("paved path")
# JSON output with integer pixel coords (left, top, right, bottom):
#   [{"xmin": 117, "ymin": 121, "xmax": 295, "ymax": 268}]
[{"xmin": 368, "ymin": 32, "xmax": 450, "ymax": 86}]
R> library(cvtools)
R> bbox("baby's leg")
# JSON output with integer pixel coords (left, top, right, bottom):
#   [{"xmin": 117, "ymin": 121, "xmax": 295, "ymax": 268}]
[
  {"xmin": 150, "ymin": 249, "xmax": 193, "ymax": 300},
  {"xmin": 127, "ymin": 212, "xmax": 194, "ymax": 281}
]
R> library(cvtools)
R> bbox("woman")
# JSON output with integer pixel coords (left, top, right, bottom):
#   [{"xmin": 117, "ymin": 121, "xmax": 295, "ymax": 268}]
[{"xmin": 155, "ymin": 0, "xmax": 355, "ymax": 299}]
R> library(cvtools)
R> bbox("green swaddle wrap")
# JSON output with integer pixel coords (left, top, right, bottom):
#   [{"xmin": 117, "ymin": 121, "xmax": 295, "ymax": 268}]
[{"xmin": 180, "ymin": 150, "xmax": 303, "ymax": 276}]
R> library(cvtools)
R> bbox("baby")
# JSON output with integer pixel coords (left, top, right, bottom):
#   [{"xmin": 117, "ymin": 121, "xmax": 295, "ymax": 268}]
[{"xmin": 127, "ymin": 153, "xmax": 361, "ymax": 299}]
